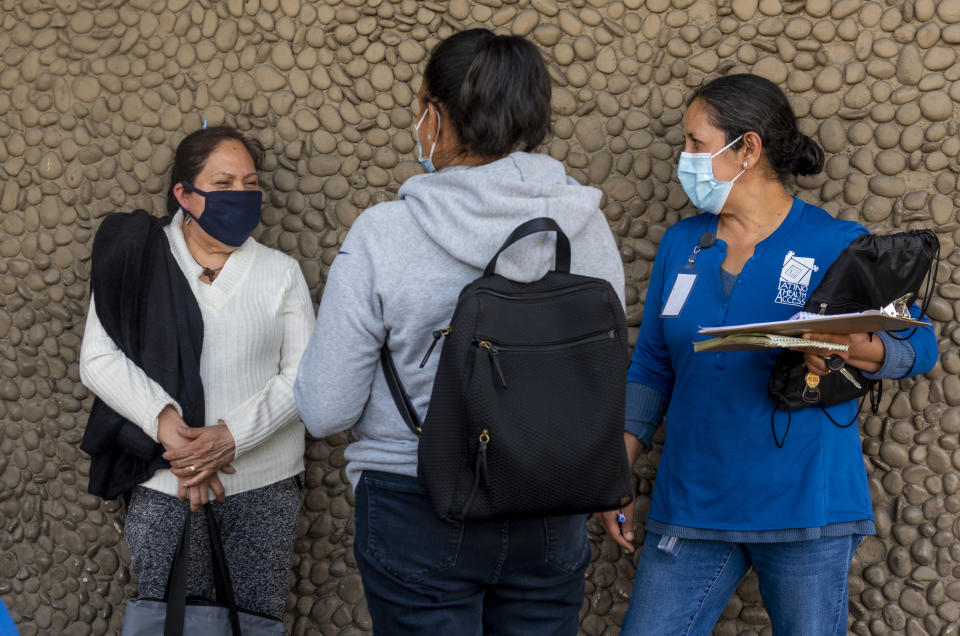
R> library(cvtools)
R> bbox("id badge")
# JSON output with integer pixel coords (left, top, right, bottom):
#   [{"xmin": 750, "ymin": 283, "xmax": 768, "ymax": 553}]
[{"xmin": 661, "ymin": 272, "xmax": 697, "ymax": 318}]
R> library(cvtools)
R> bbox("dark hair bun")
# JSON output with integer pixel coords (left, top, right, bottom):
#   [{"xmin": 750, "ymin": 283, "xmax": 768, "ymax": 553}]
[
  {"xmin": 790, "ymin": 133, "xmax": 825, "ymax": 176},
  {"xmin": 424, "ymin": 29, "xmax": 551, "ymax": 157}
]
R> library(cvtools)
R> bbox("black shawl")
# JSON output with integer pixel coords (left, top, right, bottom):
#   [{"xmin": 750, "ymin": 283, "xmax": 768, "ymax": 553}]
[{"xmin": 80, "ymin": 210, "xmax": 204, "ymax": 500}]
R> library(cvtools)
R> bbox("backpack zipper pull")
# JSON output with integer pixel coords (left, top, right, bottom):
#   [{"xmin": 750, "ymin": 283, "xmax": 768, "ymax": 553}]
[
  {"xmin": 420, "ymin": 326, "xmax": 451, "ymax": 368},
  {"xmin": 462, "ymin": 428, "xmax": 491, "ymax": 517},
  {"xmin": 477, "ymin": 429, "xmax": 490, "ymax": 486},
  {"xmin": 478, "ymin": 341, "xmax": 507, "ymax": 388}
]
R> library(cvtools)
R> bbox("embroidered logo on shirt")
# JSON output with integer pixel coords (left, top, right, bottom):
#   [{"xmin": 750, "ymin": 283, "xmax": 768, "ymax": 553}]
[{"xmin": 774, "ymin": 251, "xmax": 818, "ymax": 307}]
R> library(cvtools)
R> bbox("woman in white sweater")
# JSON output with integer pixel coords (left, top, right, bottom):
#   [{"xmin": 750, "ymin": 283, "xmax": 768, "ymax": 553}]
[{"xmin": 79, "ymin": 126, "xmax": 315, "ymax": 619}]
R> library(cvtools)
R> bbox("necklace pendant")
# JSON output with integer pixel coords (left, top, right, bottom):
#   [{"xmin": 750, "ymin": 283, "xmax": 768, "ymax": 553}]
[{"xmin": 202, "ymin": 267, "xmax": 219, "ymax": 280}]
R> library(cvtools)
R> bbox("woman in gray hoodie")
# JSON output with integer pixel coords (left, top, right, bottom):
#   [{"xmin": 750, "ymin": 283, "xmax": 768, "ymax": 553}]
[{"xmin": 294, "ymin": 28, "xmax": 624, "ymax": 635}]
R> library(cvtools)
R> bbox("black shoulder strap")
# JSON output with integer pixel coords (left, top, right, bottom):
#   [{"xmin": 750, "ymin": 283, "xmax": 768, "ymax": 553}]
[
  {"xmin": 380, "ymin": 341, "xmax": 422, "ymax": 437},
  {"xmin": 164, "ymin": 506, "xmax": 242, "ymax": 636},
  {"xmin": 483, "ymin": 217, "xmax": 571, "ymax": 277}
]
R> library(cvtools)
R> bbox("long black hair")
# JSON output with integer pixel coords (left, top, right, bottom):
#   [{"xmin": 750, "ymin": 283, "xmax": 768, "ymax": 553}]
[
  {"xmin": 689, "ymin": 74, "xmax": 824, "ymax": 183},
  {"xmin": 166, "ymin": 126, "xmax": 265, "ymax": 215},
  {"xmin": 423, "ymin": 28, "xmax": 551, "ymax": 157}
]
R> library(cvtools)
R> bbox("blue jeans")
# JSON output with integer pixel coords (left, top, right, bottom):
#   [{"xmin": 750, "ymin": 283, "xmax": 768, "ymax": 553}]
[
  {"xmin": 622, "ymin": 532, "xmax": 862, "ymax": 636},
  {"xmin": 353, "ymin": 470, "xmax": 589, "ymax": 636}
]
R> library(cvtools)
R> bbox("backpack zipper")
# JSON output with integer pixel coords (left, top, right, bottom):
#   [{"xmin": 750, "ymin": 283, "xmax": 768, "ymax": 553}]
[
  {"xmin": 475, "ymin": 281, "xmax": 603, "ymax": 301},
  {"xmin": 476, "ymin": 341, "xmax": 508, "ymax": 388},
  {"xmin": 474, "ymin": 329, "xmax": 616, "ymax": 389},
  {"xmin": 419, "ymin": 326, "xmax": 452, "ymax": 368},
  {"xmin": 461, "ymin": 428, "xmax": 490, "ymax": 518}
]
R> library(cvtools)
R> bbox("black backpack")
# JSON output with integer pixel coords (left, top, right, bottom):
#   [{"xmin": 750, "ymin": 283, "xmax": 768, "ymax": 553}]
[
  {"xmin": 768, "ymin": 229, "xmax": 939, "ymax": 446},
  {"xmin": 381, "ymin": 217, "xmax": 633, "ymax": 522}
]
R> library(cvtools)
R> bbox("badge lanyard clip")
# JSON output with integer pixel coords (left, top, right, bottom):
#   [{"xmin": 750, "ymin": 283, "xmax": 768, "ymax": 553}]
[{"xmin": 662, "ymin": 233, "xmax": 716, "ymax": 318}]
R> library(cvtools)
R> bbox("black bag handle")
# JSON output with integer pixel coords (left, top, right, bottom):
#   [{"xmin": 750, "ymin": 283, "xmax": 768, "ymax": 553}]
[
  {"xmin": 483, "ymin": 217, "xmax": 571, "ymax": 277},
  {"xmin": 205, "ymin": 506, "xmax": 242, "ymax": 635},
  {"xmin": 380, "ymin": 341, "xmax": 422, "ymax": 437},
  {"xmin": 163, "ymin": 506, "xmax": 243, "ymax": 636},
  {"xmin": 163, "ymin": 516, "xmax": 191, "ymax": 636}
]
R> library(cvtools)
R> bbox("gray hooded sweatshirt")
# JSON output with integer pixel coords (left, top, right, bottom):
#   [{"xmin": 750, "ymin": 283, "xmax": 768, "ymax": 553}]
[{"xmin": 294, "ymin": 152, "xmax": 625, "ymax": 489}]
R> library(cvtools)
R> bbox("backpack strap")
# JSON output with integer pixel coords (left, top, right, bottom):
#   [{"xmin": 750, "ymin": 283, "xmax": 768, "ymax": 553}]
[
  {"xmin": 483, "ymin": 217, "xmax": 571, "ymax": 277},
  {"xmin": 380, "ymin": 341, "xmax": 422, "ymax": 437}
]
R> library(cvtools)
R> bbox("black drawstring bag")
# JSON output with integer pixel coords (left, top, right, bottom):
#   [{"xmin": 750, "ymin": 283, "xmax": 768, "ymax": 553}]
[{"xmin": 768, "ymin": 230, "xmax": 939, "ymax": 447}]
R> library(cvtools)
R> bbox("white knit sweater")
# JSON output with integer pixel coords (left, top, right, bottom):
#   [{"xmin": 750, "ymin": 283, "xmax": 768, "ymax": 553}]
[{"xmin": 80, "ymin": 210, "xmax": 316, "ymax": 497}]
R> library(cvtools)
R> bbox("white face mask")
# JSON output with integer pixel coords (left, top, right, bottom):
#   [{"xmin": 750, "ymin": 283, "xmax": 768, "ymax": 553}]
[{"xmin": 677, "ymin": 134, "xmax": 746, "ymax": 214}]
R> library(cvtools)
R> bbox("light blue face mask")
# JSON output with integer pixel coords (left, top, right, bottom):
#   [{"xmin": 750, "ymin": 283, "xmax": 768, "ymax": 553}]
[
  {"xmin": 677, "ymin": 134, "xmax": 746, "ymax": 214},
  {"xmin": 414, "ymin": 105, "xmax": 439, "ymax": 173}
]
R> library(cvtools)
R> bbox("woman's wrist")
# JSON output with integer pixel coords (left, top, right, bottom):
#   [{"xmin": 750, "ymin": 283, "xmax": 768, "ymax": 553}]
[
  {"xmin": 624, "ymin": 432, "xmax": 646, "ymax": 467},
  {"xmin": 847, "ymin": 332, "xmax": 885, "ymax": 373},
  {"xmin": 157, "ymin": 405, "xmax": 186, "ymax": 448}
]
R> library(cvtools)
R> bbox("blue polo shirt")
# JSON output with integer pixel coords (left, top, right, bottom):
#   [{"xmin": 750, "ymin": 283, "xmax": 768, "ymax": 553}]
[{"xmin": 628, "ymin": 198, "xmax": 936, "ymax": 533}]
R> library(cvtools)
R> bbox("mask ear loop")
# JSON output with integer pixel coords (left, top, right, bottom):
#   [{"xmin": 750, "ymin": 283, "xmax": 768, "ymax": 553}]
[
  {"xmin": 426, "ymin": 104, "xmax": 439, "ymax": 161},
  {"xmin": 416, "ymin": 104, "xmax": 440, "ymax": 162},
  {"xmin": 711, "ymin": 134, "xmax": 744, "ymax": 159},
  {"xmin": 730, "ymin": 162, "xmax": 748, "ymax": 183},
  {"xmin": 179, "ymin": 181, "xmax": 206, "ymax": 224},
  {"xmin": 714, "ymin": 134, "xmax": 747, "ymax": 183}
]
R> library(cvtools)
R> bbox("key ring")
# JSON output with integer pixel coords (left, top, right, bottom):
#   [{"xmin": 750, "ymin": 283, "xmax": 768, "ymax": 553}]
[{"xmin": 825, "ymin": 355, "xmax": 845, "ymax": 372}]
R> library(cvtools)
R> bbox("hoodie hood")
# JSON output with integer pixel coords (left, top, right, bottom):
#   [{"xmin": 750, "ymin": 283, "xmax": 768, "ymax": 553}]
[{"xmin": 397, "ymin": 152, "xmax": 603, "ymax": 282}]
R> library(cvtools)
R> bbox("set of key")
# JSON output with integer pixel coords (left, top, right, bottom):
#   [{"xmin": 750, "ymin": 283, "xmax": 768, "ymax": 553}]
[
  {"xmin": 825, "ymin": 355, "xmax": 862, "ymax": 389},
  {"xmin": 802, "ymin": 354, "xmax": 861, "ymax": 404}
]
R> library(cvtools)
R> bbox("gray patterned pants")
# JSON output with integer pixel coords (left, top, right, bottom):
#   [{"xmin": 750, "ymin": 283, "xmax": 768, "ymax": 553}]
[{"xmin": 124, "ymin": 476, "xmax": 302, "ymax": 619}]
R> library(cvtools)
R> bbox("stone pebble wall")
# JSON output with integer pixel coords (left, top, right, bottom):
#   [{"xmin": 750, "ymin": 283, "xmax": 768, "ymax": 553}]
[{"xmin": 1, "ymin": 0, "xmax": 960, "ymax": 634}]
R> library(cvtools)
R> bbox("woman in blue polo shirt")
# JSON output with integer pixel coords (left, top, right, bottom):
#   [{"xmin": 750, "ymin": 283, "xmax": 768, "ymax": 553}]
[{"xmin": 602, "ymin": 74, "xmax": 937, "ymax": 635}]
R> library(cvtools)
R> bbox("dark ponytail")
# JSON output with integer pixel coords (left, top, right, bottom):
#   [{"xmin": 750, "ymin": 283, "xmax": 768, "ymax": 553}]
[
  {"xmin": 689, "ymin": 74, "xmax": 824, "ymax": 182},
  {"xmin": 423, "ymin": 28, "xmax": 551, "ymax": 157},
  {"xmin": 166, "ymin": 126, "xmax": 265, "ymax": 216}
]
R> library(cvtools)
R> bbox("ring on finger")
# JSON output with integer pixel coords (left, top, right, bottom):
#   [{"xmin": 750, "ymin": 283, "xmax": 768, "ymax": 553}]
[{"xmin": 189, "ymin": 465, "xmax": 197, "ymax": 473}]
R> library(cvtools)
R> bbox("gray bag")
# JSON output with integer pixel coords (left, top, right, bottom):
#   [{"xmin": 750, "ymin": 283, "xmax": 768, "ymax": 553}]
[
  {"xmin": 121, "ymin": 600, "xmax": 286, "ymax": 636},
  {"xmin": 121, "ymin": 505, "xmax": 287, "ymax": 636}
]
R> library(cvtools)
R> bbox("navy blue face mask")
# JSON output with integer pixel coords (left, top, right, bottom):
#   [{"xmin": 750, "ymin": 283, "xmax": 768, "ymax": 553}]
[{"xmin": 180, "ymin": 181, "xmax": 263, "ymax": 247}]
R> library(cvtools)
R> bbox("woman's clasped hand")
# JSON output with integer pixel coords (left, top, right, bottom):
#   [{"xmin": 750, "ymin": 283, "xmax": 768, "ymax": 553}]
[{"xmin": 158, "ymin": 405, "xmax": 237, "ymax": 506}]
